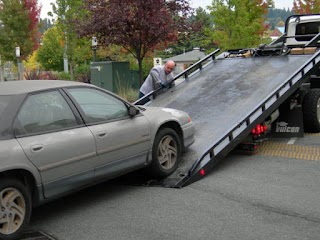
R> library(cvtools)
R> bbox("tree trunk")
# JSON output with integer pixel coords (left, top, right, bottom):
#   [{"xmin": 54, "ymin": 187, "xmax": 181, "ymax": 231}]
[
  {"xmin": 69, "ymin": 62, "xmax": 74, "ymax": 81},
  {"xmin": 138, "ymin": 57, "xmax": 143, "ymax": 86}
]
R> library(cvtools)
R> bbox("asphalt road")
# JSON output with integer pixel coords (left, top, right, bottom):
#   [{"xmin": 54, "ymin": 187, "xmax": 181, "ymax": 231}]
[{"xmin": 28, "ymin": 135, "xmax": 320, "ymax": 240}]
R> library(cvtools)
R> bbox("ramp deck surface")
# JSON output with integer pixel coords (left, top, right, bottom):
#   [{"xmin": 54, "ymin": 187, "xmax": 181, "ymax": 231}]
[{"xmin": 148, "ymin": 54, "xmax": 314, "ymax": 179}]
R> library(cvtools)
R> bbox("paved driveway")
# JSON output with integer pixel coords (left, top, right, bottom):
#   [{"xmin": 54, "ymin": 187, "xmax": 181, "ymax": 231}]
[{"xmin": 27, "ymin": 135, "xmax": 320, "ymax": 240}]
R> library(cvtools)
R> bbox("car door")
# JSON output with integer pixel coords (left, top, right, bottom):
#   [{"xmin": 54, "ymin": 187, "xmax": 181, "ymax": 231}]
[
  {"xmin": 65, "ymin": 87, "xmax": 151, "ymax": 180},
  {"xmin": 14, "ymin": 90, "xmax": 98, "ymax": 198}
]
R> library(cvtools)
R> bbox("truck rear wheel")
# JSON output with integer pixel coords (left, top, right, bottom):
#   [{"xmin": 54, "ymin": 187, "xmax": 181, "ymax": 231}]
[{"xmin": 303, "ymin": 89, "xmax": 320, "ymax": 133}]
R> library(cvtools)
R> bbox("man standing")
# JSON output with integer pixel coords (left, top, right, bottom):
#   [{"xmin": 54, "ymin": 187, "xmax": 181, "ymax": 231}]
[{"xmin": 139, "ymin": 60, "xmax": 175, "ymax": 103}]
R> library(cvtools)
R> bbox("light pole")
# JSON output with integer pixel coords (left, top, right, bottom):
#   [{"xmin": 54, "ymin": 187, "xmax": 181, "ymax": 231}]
[
  {"xmin": 63, "ymin": 31, "xmax": 69, "ymax": 73},
  {"xmin": 92, "ymin": 37, "xmax": 97, "ymax": 62},
  {"xmin": 0, "ymin": 55, "xmax": 3, "ymax": 82},
  {"xmin": 62, "ymin": 15, "xmax": 68, "ymax": 73},
  {"xmin": 15, "ymin": 47, "xmax": 21, "ymax": 80}
]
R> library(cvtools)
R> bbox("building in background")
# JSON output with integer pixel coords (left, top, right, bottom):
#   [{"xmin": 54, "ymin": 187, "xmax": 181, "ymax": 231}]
[{"xmin": 163, "ymin": 47, "xmax": 206, "ymax": 75}]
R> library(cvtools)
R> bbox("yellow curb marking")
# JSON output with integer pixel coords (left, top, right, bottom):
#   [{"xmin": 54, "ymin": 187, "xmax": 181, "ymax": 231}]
[
  {"xmin": 256, "ymin": 141, "xmax": 320, "ymax": 161},
  {"xmin": 305, "ymin": 132, "xmax": 320, "ymax": 136}
]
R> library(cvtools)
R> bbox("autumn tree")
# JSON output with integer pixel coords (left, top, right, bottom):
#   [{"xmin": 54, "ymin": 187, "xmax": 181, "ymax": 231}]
[
  {"xmin": 24, "ymin": 0, "xmax": 41, "ymax": 50},
  {"xmin": 207, "ymin": 0, "xmax": 273, "ymax": 51},
  {"xmin": 24, "ymin": 50, "xmax": 40, "ymax": 71},
  {"xmin": 77, "ymin": 0, "xmax": 192, "ymax": 84},
  {"xmin": 49, "ymin": 0, "xmax": 91, "ymax": 79},
  {"xmin": 0, "ymin": 0, "xmax": 41, "ymax": 61},
  {"xmin": 293, "ymin": 0, "xmax": 320, "ymax": 14},
  {"xmin": 36, "ymin": 26, "xmax": 64, "ymax": 71}
]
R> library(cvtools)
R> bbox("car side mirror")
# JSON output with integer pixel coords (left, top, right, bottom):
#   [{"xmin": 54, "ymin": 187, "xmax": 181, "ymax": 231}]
[{"xmin": 129, "ymin": 106, "xmax": 139, "ymax": 116}]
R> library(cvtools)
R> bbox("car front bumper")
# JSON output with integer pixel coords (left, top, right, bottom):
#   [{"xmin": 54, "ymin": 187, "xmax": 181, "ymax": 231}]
[{"xmin": 181, "ymin": 121, "xmax": 195, "ymax": 149}]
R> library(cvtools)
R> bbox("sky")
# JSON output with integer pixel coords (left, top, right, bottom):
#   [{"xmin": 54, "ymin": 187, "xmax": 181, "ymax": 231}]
[
  {"xmin": 39, "ymin": 0, "xmax": 53, "ymax": 19},
  {"xmin": 39, "ymin": 0, "xmax": 294, "ymax": 19},
  {"xmin": 189, "ymin": 0, "xmax": 294, "ymax": 10}
]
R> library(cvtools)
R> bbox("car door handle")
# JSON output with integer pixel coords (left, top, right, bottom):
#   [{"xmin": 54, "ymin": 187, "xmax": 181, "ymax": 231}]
[
  {"xmin": 97, "ymin": 132, "xmax": 107, "ymax": 138},
  {"xmin": 31, "ymin": 144, "xmax": 43, "ymax": 152}
]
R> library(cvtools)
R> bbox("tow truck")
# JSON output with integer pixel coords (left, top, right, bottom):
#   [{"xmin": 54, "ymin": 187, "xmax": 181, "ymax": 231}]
[{"xmin": 134, "ymin": 14, "xmax": 320, "ymax": 188}]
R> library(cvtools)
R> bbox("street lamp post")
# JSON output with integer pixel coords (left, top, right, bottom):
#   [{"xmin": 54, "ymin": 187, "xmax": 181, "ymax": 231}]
[
  {"xmin": 15, "ymin": 47, "xmax": 21, "ymax": 80},
  {"xmin": 92, "ymin": 37, "xmax": 97, "ymax": 62},
  {"xmin": 0, "ymin": 55, "xmax": 3, "ymax": 82},
  {"xmin": 63, "ymin": 31, "xmax": 68, "ymax": 73}
]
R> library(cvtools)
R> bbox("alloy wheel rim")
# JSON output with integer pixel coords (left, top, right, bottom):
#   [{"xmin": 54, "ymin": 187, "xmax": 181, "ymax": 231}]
[
  {"xmin": 0, "ymin": 188, "xmax": 26, "ymax": 235},
  {"xmin": 158, "ymin": 135, "xmax": 178, "ymax": 170}
]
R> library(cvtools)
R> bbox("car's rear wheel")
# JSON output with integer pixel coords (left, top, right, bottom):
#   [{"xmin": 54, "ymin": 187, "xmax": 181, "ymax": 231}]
[
  {"xmin": 148, "ymin": 128, "xmax": 181, "ymax": 178},
  {"xmin": 0, "ymin": 178, "xmax": 31, "ymax": 240}
]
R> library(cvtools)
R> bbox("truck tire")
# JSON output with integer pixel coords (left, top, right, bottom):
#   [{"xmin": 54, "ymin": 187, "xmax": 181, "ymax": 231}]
[
  {"xmin": 303, "ymin": 89, "xmax": 320, "ymax": 133},
  {"xmin": 0, "ymin": 178, "xmax": 32, "ymax": 240},
  {"xmin": 148, "ymin": 128, "xmax": 181, "ymax": 178}
]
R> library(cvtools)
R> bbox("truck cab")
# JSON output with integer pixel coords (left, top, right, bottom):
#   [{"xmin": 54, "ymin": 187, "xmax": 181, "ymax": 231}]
[{"xmin": 285, "ymin": 14, "xmax": 320, "ymax": 47}]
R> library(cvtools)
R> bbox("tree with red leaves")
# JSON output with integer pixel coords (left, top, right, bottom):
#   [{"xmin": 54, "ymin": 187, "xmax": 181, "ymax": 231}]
[
  {"xmin": 0, "ymin": 0, "xmax": 41, "ymax": 61},
  {"xmin": 77, "ymin": 0, "xmax": 192, "ymax": 84},
  {"xmin": 24, "ymin": 0, "xmax": 41, "ymax": 50},
  {"xmin": 293, "ymin": 0, "xmax": 320, "ymax": 14}
]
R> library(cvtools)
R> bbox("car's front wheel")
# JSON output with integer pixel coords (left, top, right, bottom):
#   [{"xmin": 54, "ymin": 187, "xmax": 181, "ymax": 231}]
[
  {"xmin": 0, "ymin": 178, "xmax": 31, "ymax": 240},
  {"xmin": 148, "ymin": 128, "xmax": 181, "ymax": 178}
]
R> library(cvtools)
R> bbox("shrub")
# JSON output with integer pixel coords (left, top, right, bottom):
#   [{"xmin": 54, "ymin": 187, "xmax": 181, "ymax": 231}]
[
  {"xmin": 75, "ymin": 64, "xmax": 91, "ymax": 83},
  {"xmin": 56, "ymin": 71, "xmax": 70, "ymax": 80},
  {"xmin": 117, "ymin": 87, "xmax": 139, "ymax": 103},
  {"xmin": 24, "ymin": 70, "xmax": 59, "ymax": 80},
  {"xmin": 24, "ymin": 70, "xmax": 42, "ymax": 80},
  {"xmin": 40, "ymin": 71, "xmax": 58, "ymax": 80}
]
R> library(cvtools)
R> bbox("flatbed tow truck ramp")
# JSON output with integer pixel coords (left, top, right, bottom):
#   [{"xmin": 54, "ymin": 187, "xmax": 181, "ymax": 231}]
[{"xmin": 134, "ymin": 14, "xmax": 320, "ymax": 188}]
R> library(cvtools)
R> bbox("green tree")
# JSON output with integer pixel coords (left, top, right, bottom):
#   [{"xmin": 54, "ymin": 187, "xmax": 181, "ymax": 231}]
[
  {"xmin": 207, "ymin": 0, "xmax": 273, "ymax": 51},
  {"xmin": 293, "ymin": 0, "xmax": 320, "ymax": 14},
  {"xmin": 36, "ymin": 26, "xmax": 64, "ymax": 71},
  {"xmin": 267, "ymin": 8, "xmax": 294, "ymax": 30},
  {"xmin": 0, "ymin": 0, "xmax": 40, "ymax": 61},
  {"xmin": 49, "ymin": 0, "xmax": 90, "ymax": 80},
  {"xmin": 192, "ymin": 7, "xmax": 215, "ymax": 52},
  {"xmin": 167, "ymin": 7, "xmax": 214, "ymax": 55}
]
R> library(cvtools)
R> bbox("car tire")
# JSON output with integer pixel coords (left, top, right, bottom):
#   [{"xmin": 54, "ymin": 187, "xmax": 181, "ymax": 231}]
[
  {"xmin": 303, "ymin": 89, "xmax": 320, "ymax": 133},
  {"xmin": 148, "ymin": 128, "xmax": 181, "ymax": 178},
  {"xmin": 0, "ymin": 178, "xmax": 32, "ymax": 240}
]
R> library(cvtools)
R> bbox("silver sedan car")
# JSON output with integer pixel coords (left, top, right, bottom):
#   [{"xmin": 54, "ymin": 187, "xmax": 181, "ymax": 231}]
[{"xmin": 0, "ymin": 80, "xmax": 195, "ymax": 240}]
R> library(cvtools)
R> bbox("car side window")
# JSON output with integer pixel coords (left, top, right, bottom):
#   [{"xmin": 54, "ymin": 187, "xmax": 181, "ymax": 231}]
[
  {"xmin": 67, "ymin": 88, "xmax": 129, "ymax": 124},
  {"xmin": 15, "ymin": 90, "xmax": 79, "ymax": 136}
]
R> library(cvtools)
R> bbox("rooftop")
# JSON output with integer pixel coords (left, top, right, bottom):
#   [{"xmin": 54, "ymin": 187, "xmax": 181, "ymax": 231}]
[
  {"xmin": 164, "ymin": 48, "xmax": 206, "ymax": 63},
  {"xmin": 0, "ymin": 80, "xmax": 88, "ymax": 95}
]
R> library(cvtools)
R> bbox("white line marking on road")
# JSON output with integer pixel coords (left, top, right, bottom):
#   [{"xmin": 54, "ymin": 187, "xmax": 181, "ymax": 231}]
[{"xmin": 287, "ymin": 137, "xmax": 297, "ymax": 145}]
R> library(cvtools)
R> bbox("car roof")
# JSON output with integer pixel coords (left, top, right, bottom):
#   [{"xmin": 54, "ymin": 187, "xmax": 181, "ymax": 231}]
[{"xmin": 0, "ymin": 80, "xmax": 89, "ymax": 95}]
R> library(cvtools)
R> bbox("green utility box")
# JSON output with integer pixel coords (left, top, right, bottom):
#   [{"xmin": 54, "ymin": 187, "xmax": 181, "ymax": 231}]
[{"xmin": 90, "ymin": 61, "xmax": 139, "ymax": 93}]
